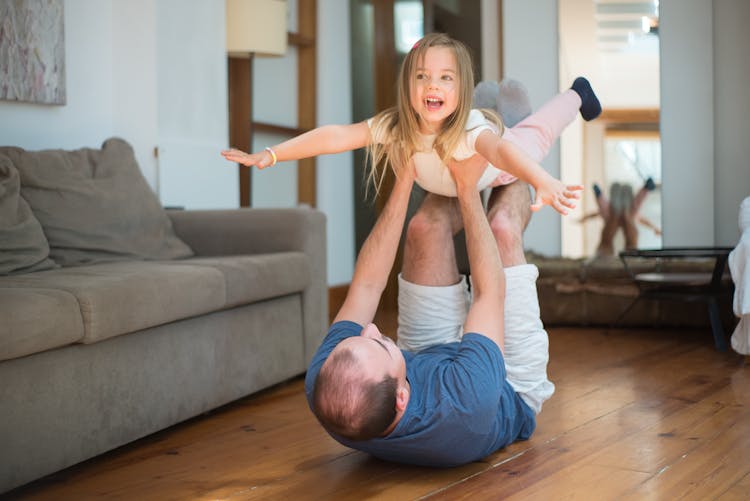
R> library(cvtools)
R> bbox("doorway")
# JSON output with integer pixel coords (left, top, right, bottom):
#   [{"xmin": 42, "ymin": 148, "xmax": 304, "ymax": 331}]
[
  {"xmin": 559, "ymin": 0, "xmax": 661, "ymax": 258},
  {"xmin": 349, "ymin": 0, "xmax": 487, "ymax": 308}
]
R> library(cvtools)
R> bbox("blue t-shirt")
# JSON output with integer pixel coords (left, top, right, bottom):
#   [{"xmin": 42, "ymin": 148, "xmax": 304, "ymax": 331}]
[{"xmin": 304, "ymin": 321, "xmax": 536, "ymax": 467}]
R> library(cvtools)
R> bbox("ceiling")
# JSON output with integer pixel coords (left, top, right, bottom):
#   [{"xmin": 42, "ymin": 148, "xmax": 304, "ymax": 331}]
[{"xmin": 594, "ymin": 0, "xmax": 659, "ymax": 53}]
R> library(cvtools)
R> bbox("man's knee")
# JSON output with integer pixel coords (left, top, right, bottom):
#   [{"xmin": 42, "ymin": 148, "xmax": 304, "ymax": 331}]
[
  {"xmin": 489, "ymin": 207, "xmax": 525, "ymax": 244},
  {"xmin": 488, "ymin": 182, "xmax": 532, "ymax": 229},
  {"xmin": 406, "ymin": 209, "xmax": 451, "ymax": 248},
  {"xmin": 487, "ymin": 202, "xmax": 529, "ymax": 266}
]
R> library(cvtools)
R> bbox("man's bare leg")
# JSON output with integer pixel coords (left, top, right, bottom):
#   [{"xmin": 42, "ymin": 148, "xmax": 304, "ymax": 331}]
[
  {"xmin": 623, "ymin": 216, "xmax": 640, "ymax": 250},
  {"xmin": 486, "ymin": 179, "xmax": 554, "ymax": 414},
  {"xmin": 397, "ymin": 193, "xmax": 469, "ymax": 352},
  {"xmin": 597, "ymin": 218, "xmax": 619, "ymax": 256},
  {"xmin": 486, "ymin": 180, "xmax": 533, "ymax": 266},
  {"xmin": 402, "ymin": 193, "xmax": 463, "ymax": 287},
  {"xmin": 594, "ymin": 187, "xmax": 611, "ymax": 220},
  {"xmin": 631, "ymin": 179, "xmax": 654, "ymax": 214}
]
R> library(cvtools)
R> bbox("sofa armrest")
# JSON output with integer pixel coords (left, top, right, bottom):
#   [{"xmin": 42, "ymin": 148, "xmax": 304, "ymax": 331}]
[{"xmin": 167, "ymin": 208, "xmax": 328, "ymax": 366}]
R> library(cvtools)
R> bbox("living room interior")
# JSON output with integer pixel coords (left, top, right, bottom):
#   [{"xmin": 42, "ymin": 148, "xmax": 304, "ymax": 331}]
[{"xmin": 1, "ymin": 0, "xmax": 749, "ymax": 498}]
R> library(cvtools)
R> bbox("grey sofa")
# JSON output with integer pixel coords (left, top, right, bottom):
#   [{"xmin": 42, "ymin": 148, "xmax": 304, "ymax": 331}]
[{"xmin": 0, "ymin": 140, "xmax": 327, "ymax": 493}]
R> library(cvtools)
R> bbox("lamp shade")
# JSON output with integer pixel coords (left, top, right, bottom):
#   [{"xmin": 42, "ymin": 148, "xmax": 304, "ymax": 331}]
[{"xmin": 226, "ymin": 0, "xmax": 287, "ymax": 57}]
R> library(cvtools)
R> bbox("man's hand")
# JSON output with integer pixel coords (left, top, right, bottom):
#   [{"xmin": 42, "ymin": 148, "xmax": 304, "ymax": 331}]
[
  {"xmin": 446, "ymin": 154, "xmax": 489, "ymax": 193},
  {"xmin": 399, "ymin": 160, "xmax": 417, "ymax": 183}
]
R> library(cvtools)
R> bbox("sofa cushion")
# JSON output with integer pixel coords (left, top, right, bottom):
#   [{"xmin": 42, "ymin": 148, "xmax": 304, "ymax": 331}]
[
  {"xmin": 0, "ymin": 138, "xmax": 193, "ymax": 266},
  {"xmin": 0, "ymin": 261, "xmax": 226, "ymax": 345},
  {"xmin": 0, "ymin": 288, "xmax": 84, "ymax": 361},
  {"xmin": 0, "ymin": 157, "xmax": 57, "ymax": 275},
  {"xmin": 172, "ymin": 252, "xmax": 311, "ymax": 308},
  {"xmin": 0, "ymin": 253, "xmax": 311, "ymax": 353}
]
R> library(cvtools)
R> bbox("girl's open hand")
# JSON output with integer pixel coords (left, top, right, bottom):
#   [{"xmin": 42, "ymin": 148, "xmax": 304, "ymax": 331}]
[
  {"xmin": 531, "ymin": 175, "xmax": 583, "ymax": 215},
  {"xmin": 221, "ymin": 148, "xmax": 275, "ymax": 169}
]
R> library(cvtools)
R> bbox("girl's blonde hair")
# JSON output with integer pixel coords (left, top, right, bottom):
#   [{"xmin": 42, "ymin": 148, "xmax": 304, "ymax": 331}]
[{"xmin": 366, "ymin": 33, "xmax": 503, "ymax": 195}]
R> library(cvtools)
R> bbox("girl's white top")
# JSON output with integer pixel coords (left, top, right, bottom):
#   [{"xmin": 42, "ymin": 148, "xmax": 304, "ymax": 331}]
[{"xmin": 369, "ymin": 109, "xmax": 516, "ymax": 197}]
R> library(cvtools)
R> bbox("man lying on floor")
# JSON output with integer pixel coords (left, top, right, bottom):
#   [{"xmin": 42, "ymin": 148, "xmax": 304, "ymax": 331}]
[{"xmin": 304, "ymin": 153, "xmax": 555, "ymax": 467}]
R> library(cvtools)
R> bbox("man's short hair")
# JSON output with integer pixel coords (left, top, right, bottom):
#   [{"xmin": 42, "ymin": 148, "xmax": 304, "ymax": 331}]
[{"xmin": 312, "ymin": 347, "xmax": 398, "ymax": 441}]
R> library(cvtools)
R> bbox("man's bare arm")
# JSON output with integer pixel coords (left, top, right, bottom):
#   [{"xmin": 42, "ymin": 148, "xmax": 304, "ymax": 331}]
[
  {"xmin": 334, "ymin": 167, "xmax": 415, "ymax": 326},
  {"xmin": 448, "ymin": 155, "xmax": 505, "ymax": 351}
]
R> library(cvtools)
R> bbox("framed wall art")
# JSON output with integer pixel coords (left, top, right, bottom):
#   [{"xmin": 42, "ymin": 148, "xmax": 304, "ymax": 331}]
[{"xmin": 0, "ymin": 0, "xmax": 66, "ymax": 105}]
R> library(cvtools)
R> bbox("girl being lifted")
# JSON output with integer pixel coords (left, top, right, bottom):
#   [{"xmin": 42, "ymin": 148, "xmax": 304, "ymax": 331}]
[{"xmin": 222, "ymin": 32, "xmax": 601, "ymax": 215}]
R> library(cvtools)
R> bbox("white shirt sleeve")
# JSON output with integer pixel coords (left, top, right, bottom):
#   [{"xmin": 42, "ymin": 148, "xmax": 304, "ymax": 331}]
[
  {"xmin": 464, "ymin": 109, "xmax": 499, "ymax": 153},
  {"xmin": 367, "ymin": 117, "xmax": 390, "ymax": 145}
]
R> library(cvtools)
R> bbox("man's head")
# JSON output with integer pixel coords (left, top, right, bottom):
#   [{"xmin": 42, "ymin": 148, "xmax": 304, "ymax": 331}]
[{"xmin": 312, "ymin": 323, "xmax": 409, "ymax": 441}]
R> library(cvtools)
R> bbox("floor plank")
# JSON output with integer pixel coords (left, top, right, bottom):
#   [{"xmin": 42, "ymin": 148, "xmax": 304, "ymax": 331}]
[{"xmin": 7, "ymin": 321, "xmax": 749, "ymax": 501}]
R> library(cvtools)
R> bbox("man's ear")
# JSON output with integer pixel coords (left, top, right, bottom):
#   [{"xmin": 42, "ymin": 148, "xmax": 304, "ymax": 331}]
[{"xmin": 395, "ymin": 385, "xmax": 409, "ymax": 411}]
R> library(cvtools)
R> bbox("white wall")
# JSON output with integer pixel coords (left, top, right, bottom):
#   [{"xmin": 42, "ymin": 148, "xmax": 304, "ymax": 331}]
[
  {"xmin": 111, "ymin": 0, "xmax": 158, "ymax": 188},
  {"xmin": 659, "ymin": 0, "xmax": 715, "ymax": 246},
  {"xmin": 0, "ymin": 0, "xmax": 119, "ymax": 161},
  {"xmin": 503, "ymin": 0, "xmax": 561, "ymax": 256},
  {"xmin": 156, "ymin": 0, "xmax": 235, "ymax": 209},
  {"xmin": 480, "ymin": 0, "xmax": 500, "ymax": 81},
  {"xmin": 317, "ymin": 0, "xmax": 355, "ymax": 286},
  {"xmin": 0, "ymin": 0, "xmax": 233, "ymax": 209},
  {"xmin": 657, "ymin": 0, "xmax": 750, "ymax": 247},
  {"xmin": 713, "ymin": 0, "xmax": 750, "ymax": 245}
]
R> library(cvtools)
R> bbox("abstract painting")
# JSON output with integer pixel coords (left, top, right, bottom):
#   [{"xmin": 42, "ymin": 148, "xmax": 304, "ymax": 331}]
[{"xmin": 0, "ymin": 0, "xmax": 66, "ymax": 105}]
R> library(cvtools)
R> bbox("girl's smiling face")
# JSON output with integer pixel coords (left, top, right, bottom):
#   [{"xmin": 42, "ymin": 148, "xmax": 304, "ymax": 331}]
[{"xmin": 409, "ymin": 46, "xmax": 459, "ymax": 134}]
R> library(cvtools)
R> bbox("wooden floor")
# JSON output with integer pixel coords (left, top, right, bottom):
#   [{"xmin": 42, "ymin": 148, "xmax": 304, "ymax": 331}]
[{"xmin": 8, "ymin": 311, "xmax": 750, "ymax": 500}]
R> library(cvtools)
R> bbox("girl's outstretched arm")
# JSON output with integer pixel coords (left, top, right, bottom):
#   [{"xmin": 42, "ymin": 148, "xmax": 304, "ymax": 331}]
[
  {"xmin": 637, "ymin": 215, "xmax": 662, "ymax": 236},
  {"xmin": 221, "ymin": 121, "xmax": 371, "ymax": 169},
  {"xmin": 579, "ymin": 212, "xmax": 601, "ymax": 223},
  {"xmin": 474, "ymin": 129, "xmax": 582, "ymax": 215}
]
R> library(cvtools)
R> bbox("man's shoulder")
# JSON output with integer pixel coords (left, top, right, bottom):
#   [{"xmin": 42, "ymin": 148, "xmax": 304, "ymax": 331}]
[
  {"xmin": 460, "ymin": 332, "xmax": 503, "ymax": 351},
  {"xmin": 328, "ymin": 320, "xmax": 363, "ymax": 336},
  {"xmin": 315, "ymin": 321, "xmax": 362, "ymax": 357}
]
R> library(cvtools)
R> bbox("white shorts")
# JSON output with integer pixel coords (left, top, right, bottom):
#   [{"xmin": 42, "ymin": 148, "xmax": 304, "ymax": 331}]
[{"xmin": 396, "ymin": 264, "xmax": 555, "ymax": 414}]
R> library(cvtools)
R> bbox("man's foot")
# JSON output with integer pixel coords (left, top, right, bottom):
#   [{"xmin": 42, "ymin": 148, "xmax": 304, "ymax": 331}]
[
  {"xmin": 496, "ymin": 78, "xmax": 532, "ymax": 128},
  {"xmin": 473, "ymin": 80, "xmax": 500, "ymax": 109},
  {"xmin": 644, "ymin": 177, "xmax": 656, "ymax": 191},
  {"xmin": 593, "ymin": 183, "xmax": 602, "ymax": 198},
  {"xmin": 571, "ymin": 77, "xmax": 602, "ymax": 121},
  {"xmin": 473, "ymin": 79, "xmax": 533, "ymax": 128}
]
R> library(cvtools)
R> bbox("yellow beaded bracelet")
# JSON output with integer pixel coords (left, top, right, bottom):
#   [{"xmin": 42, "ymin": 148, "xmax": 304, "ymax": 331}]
[{"xmin": 264, "ymin": 147, "xmax": 278, "ymax": 166}]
